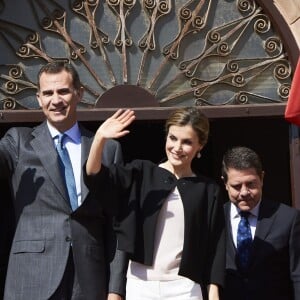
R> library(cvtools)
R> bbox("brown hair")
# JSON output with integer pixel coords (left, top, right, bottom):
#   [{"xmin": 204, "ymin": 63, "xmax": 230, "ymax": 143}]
[
  {"xmin": 37, "ymin": 61, "xmax": 81, "ymax": 91},
  {"xmin": 165, "ymin": 107, "xmax": 209, "ymax": 145}
]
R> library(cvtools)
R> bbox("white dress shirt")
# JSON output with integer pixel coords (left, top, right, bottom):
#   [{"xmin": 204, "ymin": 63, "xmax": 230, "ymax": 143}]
[{"xmin": 230, "ymin": 201, "xmax": 261, "ymax": 247}]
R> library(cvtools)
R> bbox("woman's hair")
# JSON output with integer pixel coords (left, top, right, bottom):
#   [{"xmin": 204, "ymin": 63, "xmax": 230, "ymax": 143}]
[
  {"xmin": 37, "ymin": 61, "xmax": 81, "ymax": 91},
  {"xmin": 165, "ymin": 107, "xmax": 209, "ymax": 145}
]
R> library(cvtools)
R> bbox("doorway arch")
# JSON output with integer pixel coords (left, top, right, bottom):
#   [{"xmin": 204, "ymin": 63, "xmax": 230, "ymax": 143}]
[{"xmin": 0, "ymin": 0, "xmax": 298, "ymax": 207}]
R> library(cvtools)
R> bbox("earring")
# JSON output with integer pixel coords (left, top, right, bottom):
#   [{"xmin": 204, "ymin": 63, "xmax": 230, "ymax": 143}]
[{"xmin": 197, "ymin": 152, "xmax": 201, "ymax": 159}]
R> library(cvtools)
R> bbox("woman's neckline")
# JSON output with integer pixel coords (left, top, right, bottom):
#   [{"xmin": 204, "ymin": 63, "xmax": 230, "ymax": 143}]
[{"xmin": 158, "ymin": 162, "xmax": 196, "ymax": 179}]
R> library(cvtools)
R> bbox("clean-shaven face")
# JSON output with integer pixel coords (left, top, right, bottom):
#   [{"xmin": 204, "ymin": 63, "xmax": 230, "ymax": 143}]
[
  {"xmin": 165, "ymin": 125, "xmax": 202, "ymax": 173},
  {"xmin": 225, "ymin": 167, "xmax": 264, "ymax": 211},
  {"xmin": 36, "ymin": 70, "xmax": 83, "ymax": 132}
]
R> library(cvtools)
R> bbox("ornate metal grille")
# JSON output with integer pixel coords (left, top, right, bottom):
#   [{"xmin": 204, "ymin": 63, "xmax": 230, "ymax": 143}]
[{"xmin": 0, "ymin": 0, "xmax": 292, "ymax": 110}]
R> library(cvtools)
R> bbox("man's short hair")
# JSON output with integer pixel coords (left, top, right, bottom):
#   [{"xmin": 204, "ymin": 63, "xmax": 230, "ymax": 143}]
[
  {"xmin": 37, "ymin": 61, "xmax": 81, "ymax": 91},
  {"xmin": 222, "ymin": 146, "xmax": 263, "ymax": 182}
]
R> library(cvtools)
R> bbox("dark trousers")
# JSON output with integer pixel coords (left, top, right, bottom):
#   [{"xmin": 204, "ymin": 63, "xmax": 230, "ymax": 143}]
[{"xmin": 50, "ymin": 249, "xmax": 84, "ymax": 300}]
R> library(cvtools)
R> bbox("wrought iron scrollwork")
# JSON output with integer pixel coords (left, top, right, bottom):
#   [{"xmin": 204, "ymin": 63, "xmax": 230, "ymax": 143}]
[{"xmin": 0, "ymin": 0, "xmax": 292, "ymax": 110}]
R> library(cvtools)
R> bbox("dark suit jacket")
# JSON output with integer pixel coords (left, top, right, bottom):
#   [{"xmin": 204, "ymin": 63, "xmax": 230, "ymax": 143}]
[
  {"xmin": 86, "ymin": 159, "xmax": 225, "ymax": 290},
  {"xmin": 0, "ymin": 178, "xmax": 14, "ymax": 299},
  {"xmin": 0, "ymin": 122, "xmax": 124, "ymax": 300},
  {"xmin": 223, "ymin": 199, "xmax": 300, "ymax": 300}
]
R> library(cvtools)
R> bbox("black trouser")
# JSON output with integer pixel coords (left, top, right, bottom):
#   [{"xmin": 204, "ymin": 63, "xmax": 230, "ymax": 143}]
[{"xmin": 50, "ymin": 249, "xmax": 84, "ymax": 300}]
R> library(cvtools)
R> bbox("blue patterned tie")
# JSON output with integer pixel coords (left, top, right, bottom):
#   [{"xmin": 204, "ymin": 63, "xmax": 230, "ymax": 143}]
[
  {"xmin": 237, "ymin": 211, "xmax": 252, "ymax": 270},
  {"xmin": 56, "ymin": 134, "xmax": 78, "ymax": 211}
]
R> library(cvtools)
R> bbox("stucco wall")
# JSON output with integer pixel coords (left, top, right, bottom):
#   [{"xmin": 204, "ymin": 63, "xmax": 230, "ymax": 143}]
[{"xmin": 275, "ymin": 0, "xmax": 300, "ymax": 50}]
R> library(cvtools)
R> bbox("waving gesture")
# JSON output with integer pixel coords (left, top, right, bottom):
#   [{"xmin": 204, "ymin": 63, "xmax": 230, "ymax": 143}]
[
  {"xmin": 96, "ymin": 109, "xmax": 136, "ymax": 139},
  {"xmin": 87, "ymin": 109, "xmax": 135, "ymax": 175}
]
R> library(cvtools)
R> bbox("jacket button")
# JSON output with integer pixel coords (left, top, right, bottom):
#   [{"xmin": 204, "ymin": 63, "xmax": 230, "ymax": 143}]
[{"xmin": 65, "ymin": 236, "xmax": 72, "ymax": 242}]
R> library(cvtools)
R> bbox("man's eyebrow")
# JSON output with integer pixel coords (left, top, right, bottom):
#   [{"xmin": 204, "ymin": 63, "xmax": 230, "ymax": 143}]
[
  {"xmin": 59, "ymin": 87, "xmax": 71, "ymax": 91},
  {"xmin": 41, "ymin": 89, "xmax": 53, "ymax": 95},
  {"xmin": 41, "ymin": 88, "xmax": 72, "ymax": 95}
]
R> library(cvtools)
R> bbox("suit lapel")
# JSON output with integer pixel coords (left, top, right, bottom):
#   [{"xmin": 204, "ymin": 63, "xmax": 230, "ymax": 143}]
[
  {"xmin": 30, "ymin": 123, "xmax": 71, "ymax": 211},
  {"xmin": 80, "ymin": 126, "xmax": 94, "ymax": 202},
  {"xmin": 254, "ymin": 199, "xmax": 278, "ymax": 241},
  {"xmin": 225, "ymin": 200, "xmax": 279, "ymax": 272},
  {"xmin": 224, "ymin": 202, "xmax": 236, "ymax": 248},
  {"xmin": 249, "ymin": 199, "xmax": 279, "ymax": 270},
  {"xmin": 224, "ymin": 202, "xmax": 238, "ymax": 269}
]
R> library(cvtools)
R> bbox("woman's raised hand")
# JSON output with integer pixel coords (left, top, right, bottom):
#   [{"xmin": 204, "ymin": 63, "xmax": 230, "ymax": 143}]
[
  {"xmin": 87, "ymin": 109, "xmax": 135, "ymax": 175},
  {"xmin": 96, "ymin": 109, "xmax": 136, "ymax": 139}
]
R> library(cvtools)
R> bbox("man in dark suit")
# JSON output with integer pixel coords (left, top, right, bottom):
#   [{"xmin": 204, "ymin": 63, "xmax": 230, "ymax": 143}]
[
  {"xmin": 221, "ymin": 146, "xmax": 300, "ymax": 300},
  {"xmin": 0, "ymin": 61, "xmax": 126, "ymax": 300}
]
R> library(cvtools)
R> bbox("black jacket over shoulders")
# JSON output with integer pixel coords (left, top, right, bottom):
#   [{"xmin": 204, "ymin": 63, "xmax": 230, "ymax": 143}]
[{"xmin": 86, "ymin": 159, "xmax": 226, "ymax": 288}]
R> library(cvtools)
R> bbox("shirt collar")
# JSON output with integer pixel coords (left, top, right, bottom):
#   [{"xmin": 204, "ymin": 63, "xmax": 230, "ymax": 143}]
[
  {"xmin": 47, "ymin": 121, "xmax": 81, "ymax": 144},
  {"xmin": 230, "ymin": 200, "xmax": 261, "ymax": 219}
]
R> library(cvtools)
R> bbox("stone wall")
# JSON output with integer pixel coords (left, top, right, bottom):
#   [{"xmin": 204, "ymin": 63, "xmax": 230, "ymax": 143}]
[{"xmin": 275, "ymin": 0, "xmax": 300, "ymax": 49}]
